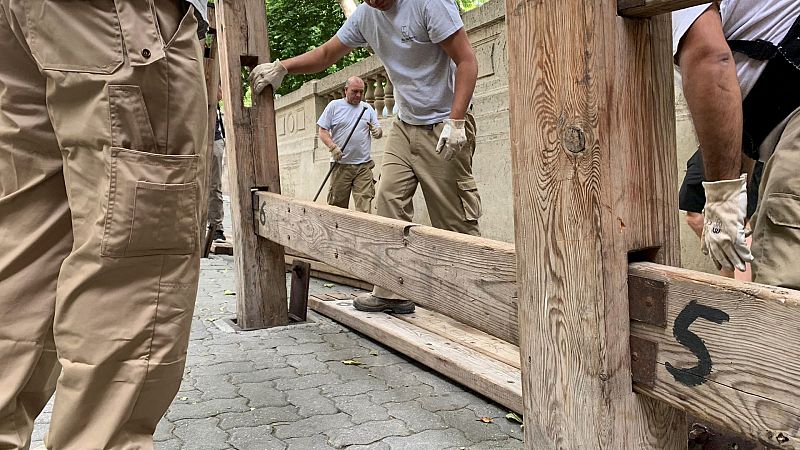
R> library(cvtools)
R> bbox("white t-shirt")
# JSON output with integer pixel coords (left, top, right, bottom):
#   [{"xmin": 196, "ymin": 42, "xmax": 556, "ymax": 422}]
[
  {"xmin": 673, "ymin": 1, "xmax": 800, "ymax": 159},
  {"xmin": 317, "ymin": 99, "xmax": 380, "ymax": 165},
  {"xmin": 337, "ymin": 0, "xmax": 463, "ymax": 125}
]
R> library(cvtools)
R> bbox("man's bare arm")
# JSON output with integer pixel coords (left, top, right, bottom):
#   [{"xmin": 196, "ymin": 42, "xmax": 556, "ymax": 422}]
[
  {"xmin": 283, "ymin": 36, "xmax": 353, "ymax": 75},
  {"xmin": 438, "ymin": 28, "xmax": 477, "ymax": 120},
  {"xmin": 677, "ymin": 4, "xmax": 742, "ymax": 181},
  {"xmin": 318, "ymin": 127, "xmax": 335, "ymax": 149}
]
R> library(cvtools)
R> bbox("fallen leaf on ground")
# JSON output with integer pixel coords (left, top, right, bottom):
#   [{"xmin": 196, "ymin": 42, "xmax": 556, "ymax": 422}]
[
  {"xmin": 341, "ymin": 359, "xmax": 364, "ymax": 366},
  {"xmin": 369, "ymin": 351, "xmax": 379, "ymax": 356},
  {"xmin": 505, "ymin": 412, "xmax": 523, "ymax": 424},
  {"xmin": 223, "ymin": 290, "xmax": 236, "ymax": 296},
  {"xmin": 478, "ymin": 417, "xmax": 494, "ymax": 423},
  {"xmin": 323, "ymin": 283, "xmax": 335, "ymax": 288}
]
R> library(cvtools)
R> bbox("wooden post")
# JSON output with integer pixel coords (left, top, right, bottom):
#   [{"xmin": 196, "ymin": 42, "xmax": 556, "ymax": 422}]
[
  {"xmin": 505, "ymin": 0, "xmax": 685, "ymax": 447},
  {"xmin": 215, "ymin": 0, "xmax": 288, "ymax": 329}
]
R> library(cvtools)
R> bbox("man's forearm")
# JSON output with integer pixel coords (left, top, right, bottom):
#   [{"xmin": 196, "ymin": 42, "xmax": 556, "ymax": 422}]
[
  {"xmin": 450, "ymin": 59, "xmax": 477, "ymax": 120},
  {"xmin": 318, "ymin": 129, "xmax": 335, "ymax": 149},
  {"xmin": 283, "ymin": 37, "xmax": 351, "ymax": 75}
]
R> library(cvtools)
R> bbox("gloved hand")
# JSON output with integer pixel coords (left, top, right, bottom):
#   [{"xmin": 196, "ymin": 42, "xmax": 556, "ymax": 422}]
[
  {"xmin": 435, "ymin": 119, "xmax": 467, "ymax": 161},
  {"xmin": 248, "ymin": 59, "xmax": 288, "ymax": 96},
  {"xmin": 368, "ymin": 123, "xmax": 383, "ymax": 139},
  {"xmin": 701, "ymin": 175, "xmax": 753, "ymax": 272},
  {"xmin": 329, "ymin": 145, "xmax": 343, "ymax": 162}
]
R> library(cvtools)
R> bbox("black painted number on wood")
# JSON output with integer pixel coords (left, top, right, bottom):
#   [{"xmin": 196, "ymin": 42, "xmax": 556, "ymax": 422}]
[
  {"xmin": 259, "ymin": 202, "xmax": 267, "ymax": 226},
  {"xmin": 666, "ymin": 300, "xmax": 729, "ymax": 387}
]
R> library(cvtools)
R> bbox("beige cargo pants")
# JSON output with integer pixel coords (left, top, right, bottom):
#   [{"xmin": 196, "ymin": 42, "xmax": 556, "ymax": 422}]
[
  {"xmin": 0, "ymin": 1, "xmax": 207, "ymax": 449},
  {"xmin": 328, "ymin": 160, "xmax": 376, "ymax": 213},
  {"xmin": 372, "ymin": 114, "xmax": 481, "ymax": 300},
  {"xmin": 208, "ymin": 138, "xmax": 225, "ymax": 228},
  {"xmin": 751, "ymin": 108, "xmax": 800, "ymax": 289}
]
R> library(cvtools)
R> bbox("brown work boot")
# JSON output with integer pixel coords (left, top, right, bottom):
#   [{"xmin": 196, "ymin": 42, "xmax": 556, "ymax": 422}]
[{"xmin": 353, "ymin": 293, "xmax": 415, "ymax": 314}]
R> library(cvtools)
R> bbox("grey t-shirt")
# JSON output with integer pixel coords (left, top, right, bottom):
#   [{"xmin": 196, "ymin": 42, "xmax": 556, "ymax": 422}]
[
  {"xmin": 317, "ymin": 100, "xmax": 380, "ymax": 165},
  {"xmin": 186, "ymin": 0, "xmax": 208, "ymax": 23},
  {"xmin": 336, "ymin": 0, "xmax": 463, "ymax": 125}
]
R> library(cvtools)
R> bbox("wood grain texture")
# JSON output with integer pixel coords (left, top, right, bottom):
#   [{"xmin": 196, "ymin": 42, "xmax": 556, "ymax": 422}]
[
  {"xmin": 505, "ymin": 0, "xmax": 685, "ymax": 447},
  {"xmin": 255, "ymin": 192, "xmax": 519, "ymax": 343},
  {"xmin": 630, "ymin": 263, "xmax": 800, "ymax": 447},
  {"xmin": 618, "ymin": 0, "xmax": 711, "ymax": 18},
  {"xmin": 394, "ymin": 308, "xmax": 522, "ymax": 370},
  {"xmin": 283, "ymin": 254, "xmax": 374, "ymax": 291},
  {"xmin": 308, "ymin": 296, "xmax": 523, "ymax": 413},
  {"xmin": 216, "ymin": 1, "xmax": 287, "ymax": 329}
]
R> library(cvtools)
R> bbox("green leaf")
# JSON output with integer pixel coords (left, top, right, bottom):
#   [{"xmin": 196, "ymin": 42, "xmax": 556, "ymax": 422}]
[
  {"xmin": 341, "ymin": 359, "xmax": 364, "ymax": 366},
  {"xmin": 224, "ymin": 290, "xmax": 236, "ymax": 296},
  {"xmin": 505, "ymin": 412, "xmax": 523, "ymax": 424}
]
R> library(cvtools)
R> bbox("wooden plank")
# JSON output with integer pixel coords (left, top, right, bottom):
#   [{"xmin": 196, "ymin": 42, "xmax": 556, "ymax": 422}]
[
  {"xmin": 505, "ymin": 0, "xmax": 685, "ymax": 447},
  {"xmin": 283, "ymin": 254, "xmax": 373, "ymax": 291},
  {"xmin": 288, "ymin": 260, "xmax": 311, "ymax": 322},
  {"xmin": 393, "ymin": 308, "xmax": 521, "ymax": 370},
  {"xmin": 630, "ymin": 262, "xmax": 800, "ymax": 447},
  {"xmin": 618, "ymin": 0, "xmax": 710, "ymax": 18},
  {"xmin": 255, "ymin": 192, "xmax": 518, "ymax": 344},
  {"xmin": 308, "ymin": 296, "xmax": 523, "ymax": 413},
  {"xmin": 216, "ymin": 0, "xmax": 287, "ymax": 329}
]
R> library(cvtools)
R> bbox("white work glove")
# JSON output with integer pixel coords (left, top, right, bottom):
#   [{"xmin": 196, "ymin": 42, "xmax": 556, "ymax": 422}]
[
  {"xmin": 368, "ymin": 123, "xmax": 382, "ymax": 139},
  {"xmin": 435, "ymin": 119, "xmax": 467, "ymax": 161},
  {"xmin": 329, "ymin": 145, "xmax": 343, "ymax": 162},
  {"xmin": 701, "ymin": 175, "xmax": 753, "ymax": 272},
  {"xmin": 248, "ymin": 59, "xmax": 287, "ymax": 96}
]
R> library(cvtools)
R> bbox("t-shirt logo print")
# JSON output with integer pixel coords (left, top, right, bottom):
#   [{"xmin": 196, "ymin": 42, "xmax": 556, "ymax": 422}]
[{"xmin": 400, "ymin": 25, "xmax": 415, "ymax": 43}]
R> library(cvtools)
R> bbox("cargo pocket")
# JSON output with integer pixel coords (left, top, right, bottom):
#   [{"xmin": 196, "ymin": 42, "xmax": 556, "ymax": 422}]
[
  {"xmin": 101, "ymin": 147, "xmax": 199, "ymax": 257},
  {"xmin": 22, "ymin": 0, "xmax": 123, "ymax": 73},
  {"xmin": 765, "ymin": 193, "xmax": 800, "ymax": 229},
  {"xmin": 755, "ymin": 193, "xmax": 800, "ymax": 287},
  {"xmin": 457, "ymin": 178, "xmax": 482, "ymax": 221}
]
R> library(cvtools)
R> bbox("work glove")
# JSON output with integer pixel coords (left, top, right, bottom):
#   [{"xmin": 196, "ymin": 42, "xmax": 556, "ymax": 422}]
[
  {"xmin": 368, "ymin": 123, "xmax": 383, "ymax": 139},
  {"xmin": 249, "ymin": 59, "xmax": 287, "ymax": 96},
  {"xmin": 435, "ymin": 119, "xmax": 467, "ymax": 161},
  {"xmin": 329, "ymin": 145, "xmax": 343, "ymax": 162},
  {"xmin": 701, "ymin": 175, "xmax": 753, "ymax": 272}
]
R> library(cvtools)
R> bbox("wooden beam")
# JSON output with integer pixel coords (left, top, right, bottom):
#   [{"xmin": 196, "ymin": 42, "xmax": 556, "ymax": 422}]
[
  {"xmin": 505, "ymin": 0, "xmax": 685, "ymax": 446},
  {"xmin": 630, "ymin": 263, "xmax": 800, "ymax": 447},
  {"xmin": 283, "ymin": 254, "xmax": 373, "ymax": 291},
  {"xmin": 309, "ymin": 296, "xmax": 523, "ymax": 413},
  {"xmin": 618, "ymin": 0, "xmax": 710, "ymax": 18},
  {"xmin": 216, "ymin": 0, "xmax": 288, "ymax": 329},
  {"xmin": 254, "ymin": 192, "xmax": 518, "ymax": 344}
]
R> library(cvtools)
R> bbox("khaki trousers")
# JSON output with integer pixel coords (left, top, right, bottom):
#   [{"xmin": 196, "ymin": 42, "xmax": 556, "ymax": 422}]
[
  {"xmin": 373, "ymin": 114, "xmax": 481, "ymax": 300},
  {"xmin": 208, "ymin": 138, "xmax": 225, "ymax": 228},
  {"xmin": 0, "ymin": 1, "xmax": 207, "ymax": 449},
  {"xmin": 327, "ymin": 160, "xmax": 376, "ymax": 214},
  {"xmin": 751, "ymin": 108, "xmax": 800, "ymax": 288}
]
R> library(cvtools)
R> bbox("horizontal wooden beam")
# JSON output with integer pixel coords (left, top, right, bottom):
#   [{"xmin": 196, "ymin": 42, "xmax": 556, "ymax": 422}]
[
  {"xmin": 629, "ymin": 262, "xmax": 800, "ymax": 447},
  {"xmin": 618, "ymin": 0, "xmax": 710, "ymax": 18},
  {"xmin": 255, "ymin": 192, "xmax": 518, "ymax": 344},
  {"xmin": 309, "ymin": 296, "xmax": 523, "ymax": 413}
]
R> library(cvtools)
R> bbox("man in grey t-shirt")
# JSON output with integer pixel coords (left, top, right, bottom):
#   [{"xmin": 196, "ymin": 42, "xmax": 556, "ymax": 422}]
[
  {"xmin": 250, "ymin": 0, "xmax": 480, "ymax": 315},
  {"xmin": 318, "ymin": 76, "xmax": 382, "ymax": 213}
]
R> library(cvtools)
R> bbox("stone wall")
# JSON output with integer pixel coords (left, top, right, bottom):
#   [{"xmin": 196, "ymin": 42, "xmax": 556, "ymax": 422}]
[{"xmin": 272, "ymin": 0, "xmax": 712, "ymax": 272}]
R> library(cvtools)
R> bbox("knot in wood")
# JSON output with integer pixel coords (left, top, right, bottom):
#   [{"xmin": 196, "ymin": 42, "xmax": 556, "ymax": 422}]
[{"xmin": 562, "ymin": 125, "xmax": 586, "ymax": 154}]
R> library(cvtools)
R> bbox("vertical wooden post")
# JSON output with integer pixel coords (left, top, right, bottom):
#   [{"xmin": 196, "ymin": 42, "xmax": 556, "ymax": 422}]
[
  {"xmin": 505, "ymin": 0, "xmax": 685, "ymax": 447},
  {"xmin": 216, "ymin": 0, "xmax": 288, "ymax": 329}
]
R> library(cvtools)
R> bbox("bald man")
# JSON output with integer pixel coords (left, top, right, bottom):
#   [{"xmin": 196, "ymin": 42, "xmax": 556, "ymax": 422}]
[{"xmin": 317, "ymin": 76, "xmax": 382, "ymax": 213}]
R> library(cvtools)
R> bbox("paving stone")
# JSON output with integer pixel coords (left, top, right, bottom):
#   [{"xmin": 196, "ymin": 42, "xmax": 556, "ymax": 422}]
[
  {"xmin": 194, "ymin": 376, "xmax": 239, "ymax": 400},
  {"xmin": 326, "ymin": 419, "xmax": 411, "ymax": 448},
  {"xmin": 369, "ymin": 384, "xmax": 434, "ymax": 405},
  {"xmin": 190, "ymin": 361, "xmax": 256, "ymax": 377},
  {"xmin": 166, "ymin": 398, "xmax": 250, "ymax": 421},
  {"xmin": 367, "ymin": 365, "xmax": 421, "ymax": 388},
  {"xmin": 383, "ymin": 429, "xmax": 471, "ymax": 450},
  {"xmin": 439, "ymin": 409, "xmax": 511, "ymax": 442},
  {"xmin": 274, "ymin": 372, "xmax": 339, "ymax": 391},
  {"xmin": 332, "ymin": 394, "xmax": 391, "ymax": 425},
  {"xmin": 155, "ymin": 439, "xmax": 183, "ymax": 450},
  {"xmin": 417, "ymin": 392, "xmax": 481, "ymax": 412},
  {"xmin": 273, "ymin": 413, "xmax": 353, "ymax": 440},
  {"xmin": 286, "ymin": 387, "xmax": 339, "ymax": 417},
  {"xmin": 238, "ymin": 383, "xmax": 290, "ymax": 408},
  {"xmin": 259, "ymin": 336, "xmax": 299, "ymax": 349},
  {"xmin": 284, "ymin": 435, "xmax": 336, "ymax": 450},
  {"xmin": 322, "ymin": 378, "xmax": 387, "ymax": 397},
  {"xmin": 286, "ymin": 354, "xmax": 329, "ymax": 375},
  {"xmin": 276, "ymin": 342, "xmax": 335, "ymax": 356},
  {"xmin": 172, "ymin": 417, "xmax": 229, "ymax": 449},
  {"xmin": 454, "ymin": 439, "xmax": 525, "ymax": 450},
  {"xmin": 326, "ymin": 360, "xmax": 372, "ymax": 381},
  {"xmin": 384, "ymin": 401, "xmax": 448, "ymax": 432},
  {"xmin": 154, "ymin": 420, "xmax": 175, "ymax": 442},
  {"xmin": 347, "ymin": 443, "xmax": 391, "ymax": 450},
  {"xmin": 218, "ymin": 406, "xmax": 301, "ymax": 430},
  {"xmin": 314, "ymin": 348, "xmax": 372, "ymax": 363},
  {"xmin": 412, "ymin": 371, "xmax": 466, "ymax": 394},
  {"xmin": 228, "ymin": 425, "xmax": 286, "ymax": 450},
  {"xmin": 230, "ymin": 367, "xmax": 296, "ymax": 385}
]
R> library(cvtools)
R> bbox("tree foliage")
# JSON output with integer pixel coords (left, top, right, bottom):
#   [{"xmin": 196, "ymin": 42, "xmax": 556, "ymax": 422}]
[{"xmin": 266, "ymin": 0, "xmax": 485, "ymax": 96}]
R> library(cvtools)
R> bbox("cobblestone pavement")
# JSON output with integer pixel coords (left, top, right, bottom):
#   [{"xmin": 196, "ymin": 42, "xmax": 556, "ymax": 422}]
[{"xmin": 31, "ymin": 255, "xmax": 524, "ymax": 449}]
